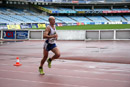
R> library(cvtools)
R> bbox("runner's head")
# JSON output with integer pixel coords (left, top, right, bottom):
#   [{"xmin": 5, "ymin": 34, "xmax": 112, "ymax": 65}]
[{"xmin": 49, "ymin": 16, "xmax": 55, "ymax": 25}]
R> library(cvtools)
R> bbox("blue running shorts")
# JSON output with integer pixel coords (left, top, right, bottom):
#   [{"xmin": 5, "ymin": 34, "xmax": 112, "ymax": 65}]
[{"xmin": 44, "ymin": 40, "xmax": 57, "ymax": 51}]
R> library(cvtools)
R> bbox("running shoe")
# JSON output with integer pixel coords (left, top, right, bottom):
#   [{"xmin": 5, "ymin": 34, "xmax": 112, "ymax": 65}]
[{"xmin": 39, "ymin": 67, "xmax": 45, "ymax": 75}]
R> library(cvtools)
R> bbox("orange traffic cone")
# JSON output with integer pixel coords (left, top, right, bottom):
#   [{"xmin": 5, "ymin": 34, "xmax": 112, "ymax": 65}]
[{"xmin": 14, "ymin": 57, "xmax": 22, "ymax": 66}]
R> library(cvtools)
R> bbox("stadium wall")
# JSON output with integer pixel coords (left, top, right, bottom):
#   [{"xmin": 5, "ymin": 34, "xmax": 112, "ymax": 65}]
[
  {"xmin": 57, "ymin": 30, "xmax": 86, "ymax": 40},
  {"xmin": 0, "ymin": 29, "xmax": 130, "ymax": 40},
  {"xmin": 85, "ymin": 29, "xmax": 130, "ymax": 40}
]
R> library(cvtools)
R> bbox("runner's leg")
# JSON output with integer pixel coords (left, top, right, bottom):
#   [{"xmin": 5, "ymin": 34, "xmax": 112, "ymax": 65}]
[
  {"xmin": 40, "ymin": 48, "xmax": 48, "ymax": 68},
  {"xmin": 51, "ymin": 47, "xmax": 60, "ymax": 60}
]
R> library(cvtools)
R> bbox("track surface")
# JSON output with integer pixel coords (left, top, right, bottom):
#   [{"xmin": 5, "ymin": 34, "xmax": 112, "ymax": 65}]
[{"xmin": 0, "ymin": 40, "xmax": 130, "ymax": 87}]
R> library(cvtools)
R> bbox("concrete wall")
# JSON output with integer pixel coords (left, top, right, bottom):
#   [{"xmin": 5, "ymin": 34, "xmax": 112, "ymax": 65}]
[
  {"xmin": 85, "ymin": 29, "xmax": 130, "ymax": 40},
  {"xmin": 57, "ymin": 30, "xmax": 86, "ymax": 40},
  {"xmin": 116, "ymin": 30, "xmax": 130, "ymax": 39},
  {"xmin": 0, "ymin": 29, "xmax": 130, "ymax": 40},
  {"xmin": 29, "ymin": 30, "xmax": 43, "ymax": 40}
]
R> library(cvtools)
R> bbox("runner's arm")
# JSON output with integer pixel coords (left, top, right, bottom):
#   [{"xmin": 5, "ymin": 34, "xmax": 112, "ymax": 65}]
[{"xmin": 43, "ymin": 26, "xmax": 57, "ymax": 39}]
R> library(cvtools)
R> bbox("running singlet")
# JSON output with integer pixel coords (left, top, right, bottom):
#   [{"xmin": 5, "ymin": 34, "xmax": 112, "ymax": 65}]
[{"xmin": 46, "ymin": 25, "xmax": 56, "ymax": 44}]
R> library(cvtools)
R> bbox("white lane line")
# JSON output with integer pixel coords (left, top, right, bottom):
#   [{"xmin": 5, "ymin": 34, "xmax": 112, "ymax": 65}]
[
  {"xmin": 0, "ymin": 63, "xmax": 130, "ymax": 76},
  {"xmin": 0, "ymin": 69, "xmax": 129, "ymax": 83},
  {"xmin": 0, "ymin": 77, "xmax": 88, "ymax": 87},
  {"xmin": 1, "ymin": 61, "xmax": 130, "ymax": 73}
]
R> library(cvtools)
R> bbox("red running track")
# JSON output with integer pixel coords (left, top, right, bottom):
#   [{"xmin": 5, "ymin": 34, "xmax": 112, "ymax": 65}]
[{"xmin": 0, "ymin": 40, "xmax": 130, "ymax": 87}]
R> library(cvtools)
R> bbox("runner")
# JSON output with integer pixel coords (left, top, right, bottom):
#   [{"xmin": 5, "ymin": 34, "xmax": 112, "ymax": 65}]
[{"xmin": 39, "ymin": 16, "xmax": 60, "ymax": 75}]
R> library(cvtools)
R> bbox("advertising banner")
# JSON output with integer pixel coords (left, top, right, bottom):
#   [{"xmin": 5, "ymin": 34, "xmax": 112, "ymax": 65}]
[
  {"xmin": 16, "ymin": 31, "xmax": 28, "ymax": 39},
  {"xmin": 0, "ymin": 26, "xmax": 8, "ymax": 30},
  {"xmin": 85, "ymin": 11, "xmax": 103, "ymax": 14},
  {"xmin": 21, "ymin": 25, "xmax": 32, "ymax": 29},
  {"xmin": 0, "ymin": 23, "xmax": 7, "ymax": 26},
  {"xmin": 31, "ymin": 24, "xmax": 38, "ymax": 28},
  {"xmin": 72, "ymin": 1, "xmax": 79, "ymax": 3},
  {"xmin": 77, "ymin": 22, "xmax": 80, "ymax": 25},
  {"xmin": 7, "ymin": 25, "xmax": 21, "ymax": 30},
  {"xmin": 57, "ymin": 23, "xmax": 63, "ymax": 26},
  {"xmin": 62, "ymin": 23, "xmax": 67, "ymax": 26},
  {"xmin": 36, "ymin": 0, "xmax": 44, "ymax": 2},
  {"xmin": 38, "ymin": 24, "xmax": 46, "ymax": 28},
  {"xmin": 72, "ymin": 23, "xmax": 77, "ymax": 26},
  {"xmin": 81, "ymin": 22, "xmax": 85, "ymax": 25},
  {"xmin": 77, "ymin": 11, "xmax": 85, "ymax": 14},
  {"xmin": 3, "ymin": 31, "xmax": 15, "ymax": 39},
  {"xmin": 122, "ymin": 22, "xmax": 127, "ymax": 24},
  {"xmin": 103, "ymin": 10, "xmax": 130, "ymax": 13}
]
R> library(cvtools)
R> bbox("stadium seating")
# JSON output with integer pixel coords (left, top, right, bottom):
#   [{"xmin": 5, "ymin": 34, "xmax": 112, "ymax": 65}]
[
  {"xmin": 112, "ymin": 8, "xmax": 129, "ymax": 10},
  {"xmin": 94, "ymin": 9, "xmax": 110, "ymax": 11},
  {"xmin": 55, "ymin": 16, "xmax": 76, "ymax": 23},
  {"xmin": 0, "ymin": 6, "xmax": 129, "ymax": 24},
  {"xmin": 75, "ymin": 9, "xmax": 91, "ymax": 11},
  {"xmin": 0, "ymin": 14, "xmax": 23, "ymax": 23},
  {"xmin": 0, "ymin": 16, "xmax": 10, "ymax": 23},
  {"xmin": 105, "ymin": 0, "xmax": 123, "ymax": 2},
  {"xmin": 87, "ymin": 16, "xmax": 108, "ymax": 22},
  {"xmin": 70, "ymin": 16, "xmax": 92, "ymax": 23},
  {"xmin": 0, "ymin": 7, "xmax": 50, "ymax": 23},
  {"xmin": 59, "ymin": 8, "xmax": 76, "ymax": 13},
  {"xmin": 105, "ymin": 16, "xmax": 127, "ymax": 22},
  {"xmin": 44, "ymin": 7, "xmax": 76, "ymax": 13},
  {"xmin": 125, "ymin": 0, "xmax": 130, "ymax": 2},
  {"xmin": 124, "ymin": 16, "xmax": 130, "ymax": 22},
  {"xmin": 44, "ymin": 7, "xmax": 61, "ymax": 13}
]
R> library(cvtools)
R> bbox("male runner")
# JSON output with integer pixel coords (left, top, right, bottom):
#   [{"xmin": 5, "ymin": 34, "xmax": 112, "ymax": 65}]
[{"xmin": 39, "ymin": 16, "xmax": 60, "ymax": 75}]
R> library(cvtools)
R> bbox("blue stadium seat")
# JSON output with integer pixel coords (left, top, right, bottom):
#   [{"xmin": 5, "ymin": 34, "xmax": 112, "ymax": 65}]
[
  {"xmin": 105, "ymin": 16, "xmax": 127, "ymax": 22},
  {"xmin": 105, "ymin": 0, "xmax": 123, "ymax": 2},
  {"xmin": 112, "ymin": 8, "xmax": 129, "ymax": 10},
  {"xmin": 87, "ymin": 16, "xmax": 108, "ymax": 22},
  {"xmin": 70, "ymin": 16, "xmax": 92, "ymax": 23},
  {"xmin": 124, "ymin": 16, "xmax": 130, "ymax": 22},
  {"xmin": 55, "ymin": 16, "xmax": 76, "ymax": 23}
]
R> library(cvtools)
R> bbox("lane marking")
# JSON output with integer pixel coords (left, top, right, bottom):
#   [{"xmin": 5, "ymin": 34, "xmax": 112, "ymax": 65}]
[
  {"xmin": 0, "ymin": 77, "xmax": 88, "ymax": 87},
  {"xmin": 0, "ymin": 69, "xmax": 129, "ymax": 83},
  {"xmin": 0, "ymin": 63, "xmax": 130, "ymax": 76}
]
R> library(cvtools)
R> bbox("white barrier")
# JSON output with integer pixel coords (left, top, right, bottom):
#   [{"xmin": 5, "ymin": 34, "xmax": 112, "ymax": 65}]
[
  {"xmin": 29, "ymin": 30, "xmax": 44, "ymax": 40},
  {"xmin": 85, "ymin": 29, "xmax": 130, "ymax": 40},
  {"xmin": 57, "ymin": 30, "xmax": 86, "ymax": 40},
  {"xmin": 0, "ymin": 29, "xmax": 130, "ymax": 40}
]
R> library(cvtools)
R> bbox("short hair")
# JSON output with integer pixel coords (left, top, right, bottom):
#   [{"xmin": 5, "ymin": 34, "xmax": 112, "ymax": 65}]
[{"xmin": 48, "ymin": 16, "xmax": 55, "ymax": 21}]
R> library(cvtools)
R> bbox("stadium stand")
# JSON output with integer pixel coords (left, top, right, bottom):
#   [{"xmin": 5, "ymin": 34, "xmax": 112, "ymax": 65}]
[
  {"xmin": 112, "ymin": 8, "xmax": 129, "ymax": 10},
  {"xmin": 0, "ymin": 1, "xmax": 130, "ymax": 25},
  {"xmin": 105, "ymin": 0, "xmax": 123, "ymax": 2},
  {"xmin": 75, "ymin": 9, "xmax": 91, "ymax": 11},
  {"xmin": 44, "ymin": 6, "xmax": 76, "ymax": 13},
  {"xmin": 59, "ymin": 8, "xmax": 76, "ymax": 13},
  {"xmin": 124, "ymin": 16, "xmax": 130, "ymax": 22},
  {"xmin": 55, "ymin": 16, "xmax": 76, "ymax": 23},
  {"xmin": 0, "ymin": 6, "xmax": 130, "ymax": 23},
  {"xmin": 70, "ymin": 16, "xmax": 92, "ymax": 23},
  {"xmin": 105, "ymin": 16, "xmax": 127, "ymax": 22},
  {"xmin": 126, "ymin": 0, "xmax": 130, "ymax": 2},
  {"xmin": 94, "ymin": 8, "xmax": 110, "ymax": 11},
  {"xmin": 87, "ymin": 16, "xmax": 109, "ymax": 22}
]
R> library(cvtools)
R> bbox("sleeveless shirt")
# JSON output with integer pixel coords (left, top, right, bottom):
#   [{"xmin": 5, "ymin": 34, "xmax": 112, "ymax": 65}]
[{"xmin": 47, "ymin": 25, "xmax": 56, "ymax": 44}]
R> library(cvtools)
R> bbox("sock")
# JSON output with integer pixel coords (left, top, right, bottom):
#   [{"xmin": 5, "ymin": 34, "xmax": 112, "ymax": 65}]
[
  {"xmin": 39, "ymin": 67, "xmax": 42, "ymax": 69},
  {"xmin": 49, "ymin": 58, "xmax": 52, "ymax": 61}
]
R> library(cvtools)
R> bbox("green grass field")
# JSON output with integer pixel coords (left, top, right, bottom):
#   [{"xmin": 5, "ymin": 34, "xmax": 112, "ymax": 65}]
[
  {"xmin": 31, "ymin": 24, "xmax": 130, "ymax": 30},
  {"xmin": 56, "ymin": 24, "xmax": 130, "ymax": 30}
]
